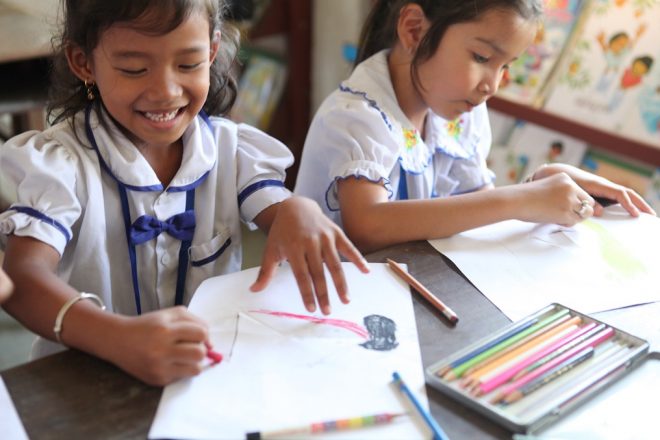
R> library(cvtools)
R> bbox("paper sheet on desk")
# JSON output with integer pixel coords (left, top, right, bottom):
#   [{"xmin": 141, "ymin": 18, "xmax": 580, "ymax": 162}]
[
  {"xmin": 428, "ymin": 206, "xmax": 660, "ymax": 321},
  {"xmin": 148, "ymin": 263, "xmax": 430, "ymax": 440},
  {"xmin": 0, "ymin": 377, "xmax": 28, "ymax": 440}
]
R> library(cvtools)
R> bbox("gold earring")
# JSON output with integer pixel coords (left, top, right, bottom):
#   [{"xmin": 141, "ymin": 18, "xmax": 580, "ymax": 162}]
[{"xmin": 84, "ymin": 79, "xmax": 95, "ymax": 101}]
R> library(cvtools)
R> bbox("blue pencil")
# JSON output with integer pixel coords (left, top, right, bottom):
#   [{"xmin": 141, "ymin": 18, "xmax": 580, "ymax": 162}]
[
  {"xmin": 439, "ymin": 317, "xmax": 540, "ymax": 376},
  {"xmin": 392, "ymin": 371, "xmax": 449, "ymax": 440}
]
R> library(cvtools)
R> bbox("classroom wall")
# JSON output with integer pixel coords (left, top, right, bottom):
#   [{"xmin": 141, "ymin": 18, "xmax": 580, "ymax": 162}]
[{"xmin": 311, "ymin": 0, "xmax": 370, "ymax": 113}]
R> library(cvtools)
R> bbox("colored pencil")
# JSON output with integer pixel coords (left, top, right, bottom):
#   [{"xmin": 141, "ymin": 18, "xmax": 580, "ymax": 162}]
[
  {"xmin": 474, "ymin": 322, "xmax": 586, "ymax": 395},
  {"xmin": 444, "ymin": 308, "xmax": 570, "ymax": 380},
  {"xmin": 463, "ymin": 316, "xmax": 582, "ymax": 389},
  {"xmin": 386, "ymin": 259, "xmax": 458, "ymax": 324},
  {"xmin": 488, "ymin": 327, "xmax": 615, "ymax": 400},
  {"xmin": 499, "ymin": 346, "xmax": 595, "ymax": 404},
  {"xmin": 511, "ymin": 323, "xmax": 605, "ymax": 380},
  {"xmin": 461, "ymin": 313, "xmax": 573, "ymax": 378},
  {"xmin": 513, "ymin": 342, "xmax": 631, "ymax": 420},
  {"xmin": 436, "ymin": 315, "xmax": 542, "ymax": 378},
  {"xmin": 475, "ymin": 321, "xmax": 597, "ymax": 395},
  {"xmin": 244, "ymin": 412, "xmax": 407, "ymax": 439},
  {"xmin": 392, "ymin": 371, "xmax": 449, "ymax": 440}
]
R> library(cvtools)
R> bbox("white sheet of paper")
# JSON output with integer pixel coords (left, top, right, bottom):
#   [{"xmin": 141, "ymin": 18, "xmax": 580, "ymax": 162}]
[
  {"xmin": 148, "ymin": 263, "xmax": 431, "ymax": 440},
  {"xmin": 428, "ymin": 206, "xmax": 660, "ymax": 321},
  {"xmin": 0, "ymin": 377, "xmax": 28, "ymax": 440}
]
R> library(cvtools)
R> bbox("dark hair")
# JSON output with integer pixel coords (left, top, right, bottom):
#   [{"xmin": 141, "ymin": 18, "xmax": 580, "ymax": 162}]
[
  {"xmin": 356, "ymin": 0, "xmax": 544, "ymax": 91},
  {"xmin": 47, "ymin": 0, "xmax": 240, "ymax": 125}
]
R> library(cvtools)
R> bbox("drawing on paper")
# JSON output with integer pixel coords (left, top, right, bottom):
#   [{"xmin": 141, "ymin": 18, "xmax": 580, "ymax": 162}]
[
  {"xmin": 246, "ymin": 309, "xmax": 399, "ymax": 351},
  {"xmin": 360, "ymin": 314, "xmax": 399, "ymax": 351}
]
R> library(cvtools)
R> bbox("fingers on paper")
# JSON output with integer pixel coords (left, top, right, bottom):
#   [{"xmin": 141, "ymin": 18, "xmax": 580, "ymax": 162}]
[{"xmin": 250, "ymin": 244, "xmax": 280, "ymax": 292}]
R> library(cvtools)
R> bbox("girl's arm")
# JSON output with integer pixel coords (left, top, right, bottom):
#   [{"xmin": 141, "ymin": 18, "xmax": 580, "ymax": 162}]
[
  {"xmin": 531, "ymin": 163, "xmax": 655, "ymax": 217},
  {"xmin": 336, "ymin": 173, "xmax": 598, "ymax": 253},
  {"xmin": 2, "ymin": 235, "xmax": 211, "ymax": 386},
  {"xmin": 249, "ymin": 196, "xmax": 369, "ymax": 315}
]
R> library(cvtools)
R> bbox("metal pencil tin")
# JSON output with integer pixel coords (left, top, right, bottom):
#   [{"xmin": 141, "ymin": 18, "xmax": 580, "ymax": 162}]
[{"xmin": 425, "ymin": 303, "xmax": 650, "ymax": 433}]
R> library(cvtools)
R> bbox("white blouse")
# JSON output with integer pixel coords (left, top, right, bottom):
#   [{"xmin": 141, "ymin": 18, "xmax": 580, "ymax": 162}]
[
  {"xmin": 0, "ymin": 105, "xmax": 292, "ymax": 357},
  {"xmin": 295, "ymin": 50, "xmax": 494, "ymax": 226}
]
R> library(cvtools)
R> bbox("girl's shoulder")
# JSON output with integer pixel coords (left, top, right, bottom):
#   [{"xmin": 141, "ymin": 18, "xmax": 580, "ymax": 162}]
[{"xmin": 2, "ymin": 117, "xmax": 89, "ymax": 165}]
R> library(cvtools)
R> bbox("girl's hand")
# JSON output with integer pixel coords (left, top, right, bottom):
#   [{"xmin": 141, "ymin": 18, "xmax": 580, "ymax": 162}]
[
  {"xmin": 532, "ymin": 164, "xmax": 655, "ymax": 217},
  {"xmin": 251, "ymin": 196, "xmax": 370, "ymax": 315},
  {"xmin": 516, "ymin": 172, "xmax": 596, "ymax": 227},
  {"xmin": 109, "ymin": 306, "xmax": 210, "ymax": 386}
]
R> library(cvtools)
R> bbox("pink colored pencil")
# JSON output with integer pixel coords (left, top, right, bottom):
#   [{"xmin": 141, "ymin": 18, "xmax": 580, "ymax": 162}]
[
  {"xmin": 476, "ymin": 322, "xmax": 598, "ymax": 395},
  {"xmin": 489, "ymin": 327, "xmax": 615, "ymax": 400}
]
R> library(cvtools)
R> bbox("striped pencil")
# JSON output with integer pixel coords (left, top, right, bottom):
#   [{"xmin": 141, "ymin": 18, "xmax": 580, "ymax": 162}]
[{"xmin": 444, "ymin": 309, "xmax": 570, "ymax": 381}]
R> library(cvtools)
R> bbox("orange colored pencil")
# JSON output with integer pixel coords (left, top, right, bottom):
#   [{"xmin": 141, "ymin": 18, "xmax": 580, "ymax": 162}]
[
  {"xmin": 461, "ymin": 314, "xmax": 573, "ymax": 378},
  {"xmin": 386, "ymin": 259, "xmax": 458, "ymax": 324},
  {"xmin": 462, "ymin": 316, "xmax": 582, "ymax": 389}
]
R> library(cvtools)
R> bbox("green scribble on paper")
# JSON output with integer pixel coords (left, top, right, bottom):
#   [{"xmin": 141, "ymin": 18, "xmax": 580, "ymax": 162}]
[{"xmin": 583, "ymin": 220, "xmax": 645, "ymax": 277}]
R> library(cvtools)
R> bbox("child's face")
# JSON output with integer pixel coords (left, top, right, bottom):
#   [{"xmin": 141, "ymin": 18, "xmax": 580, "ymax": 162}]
[
  {"xmin": 415, "ymin": 8, "xmax": 536, "ymax": 120},
  {"xmin": 76, "ymin": 11, "xmax": 218, "ymax": 150}
]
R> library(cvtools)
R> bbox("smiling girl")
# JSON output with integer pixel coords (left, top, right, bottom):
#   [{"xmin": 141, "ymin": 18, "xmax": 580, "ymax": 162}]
[{"xmin": 0, "ymin": 0, "xmax": 367, "ymax": 385}]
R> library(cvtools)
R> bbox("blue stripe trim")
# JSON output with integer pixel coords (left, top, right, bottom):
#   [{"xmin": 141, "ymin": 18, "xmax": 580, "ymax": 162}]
[
  {"xmin": 10, "ymin": 206, "xmax": 71, "ymax": 242},
  {"xmin": 191, "ymin": 237, "xmax": 232, "ymax": 267},
  {"xmin": 174, "ymin": 190, "xmax": 195, "ymax": 306},
  {"xmin": 117, "ymin": 184, "xmax": 142, "ymax": 315},
  {"xmin": 238, "ymin": 179, "xmax": 285, "ymax": 206},
  {"xmin": 397, "ymin": 164, "xmax": 409, "ymax": 200},
  {"xmin": 84, "ymin": 105, "xmax": 164, "ymax": 192},
  {"xmin": 339, "ymin": 84, "xmax": 392, "ymax": 131}
]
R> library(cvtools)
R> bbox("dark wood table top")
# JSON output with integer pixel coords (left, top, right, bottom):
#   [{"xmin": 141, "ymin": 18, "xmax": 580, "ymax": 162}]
[{"xmin": 2, "ymin": 241, "xmax": 513, "ymax": 439}]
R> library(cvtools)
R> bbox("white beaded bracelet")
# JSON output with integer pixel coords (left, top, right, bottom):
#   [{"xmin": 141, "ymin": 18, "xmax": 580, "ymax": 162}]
[{"xmin": 53, "ymin": 292, "xmax": 106, "ymax": 344}]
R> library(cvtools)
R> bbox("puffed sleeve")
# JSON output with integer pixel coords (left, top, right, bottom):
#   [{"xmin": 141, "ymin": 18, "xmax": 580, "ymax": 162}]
[
  {"xmin": 235, "ymin": 123, "xmax": 293, "ymax": 222},
  {"xmin": 0, "ymin": 130, "xmax": 82, "ymax": 255},
  {"xmin": 295, "ymin": 93, "xmax": 401, "ymax": 211}
]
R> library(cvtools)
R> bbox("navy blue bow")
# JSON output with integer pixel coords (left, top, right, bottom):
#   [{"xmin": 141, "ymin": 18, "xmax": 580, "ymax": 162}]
[{"xmin": 129, "ymin": 211, "xmax": 196, "ymax": 245}]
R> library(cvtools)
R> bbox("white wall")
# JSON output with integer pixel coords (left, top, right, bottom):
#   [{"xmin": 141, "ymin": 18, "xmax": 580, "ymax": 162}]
[{"xmin": 311, "ymin": 0, "xmax": 371, "ymax": 113}]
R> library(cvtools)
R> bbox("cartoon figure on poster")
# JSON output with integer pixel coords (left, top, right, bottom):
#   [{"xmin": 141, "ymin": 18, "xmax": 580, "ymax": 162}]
[
  {"xmin": 595, "ymin": 23, "xmax": 646, "ymax": 92},
  {"xmin": 608, "ymin": 55, "xmax": 654, "ymax": 110}
]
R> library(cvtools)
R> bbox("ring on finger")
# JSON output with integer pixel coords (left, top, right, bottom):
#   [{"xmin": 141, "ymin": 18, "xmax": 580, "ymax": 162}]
[{"xmin": 574, "ymin": 199, "xmax": 590, "ymax": 218}]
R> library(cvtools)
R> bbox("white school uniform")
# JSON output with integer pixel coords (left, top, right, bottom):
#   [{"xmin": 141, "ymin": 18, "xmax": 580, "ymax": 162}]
[
  {"xmin": 0, "ymin": 105, "xmax": 292, "ymax": 357},
  {"xmin": 294, "ymin": 50, "xmax": 495, "ymax": 227}
]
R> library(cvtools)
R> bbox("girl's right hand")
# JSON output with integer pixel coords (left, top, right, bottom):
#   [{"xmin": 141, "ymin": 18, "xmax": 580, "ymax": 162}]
[
  {"xmin": 108, "ymin": 306, "xmax": 210, "ymax": 386},
  {"xmin": 517, "ymin": 172, "xmax": 595, "ymax": 227}
]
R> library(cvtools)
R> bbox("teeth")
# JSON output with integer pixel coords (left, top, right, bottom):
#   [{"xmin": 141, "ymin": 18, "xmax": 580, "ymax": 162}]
[{"xmin": 144, "ymin": 110, "xmax": 178, "ymax": 122}]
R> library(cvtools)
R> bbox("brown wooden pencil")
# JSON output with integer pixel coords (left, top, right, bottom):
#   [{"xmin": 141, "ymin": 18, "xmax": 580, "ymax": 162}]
[{"xmin": 386, "ymin": 258, "xmax": 458, "ymax": 324}]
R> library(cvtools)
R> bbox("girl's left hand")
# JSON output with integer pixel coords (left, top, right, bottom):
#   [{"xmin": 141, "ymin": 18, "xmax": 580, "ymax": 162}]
[{"xmin": 250, "ymin": 196, "xmax": 370, "ymax": 315}]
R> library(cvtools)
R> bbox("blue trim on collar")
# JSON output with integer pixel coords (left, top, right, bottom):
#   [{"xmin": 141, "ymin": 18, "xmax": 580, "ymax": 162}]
[
  {"xmin": 84, "ymin": 105, "xmax": 165, "ymax": 192},
  {"xmin": 84, "ymin": 105, "xmax": 213, "ymax": 193},
  {"xmin": 10, "ymin": 206, "xmax": 71, "ymax": 243},
  {"xmin": 339, "ymin": 84, "xmax": 393, "ymax": 131},
  {"xmin": 238, "ymin": 179, "xmax": 285, "ymax": 207}
]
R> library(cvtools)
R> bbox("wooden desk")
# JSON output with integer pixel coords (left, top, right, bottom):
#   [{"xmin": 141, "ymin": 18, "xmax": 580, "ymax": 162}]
[{"xmin": 1, "ymin": 241, "xmax": 513, "ymax": 439}]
